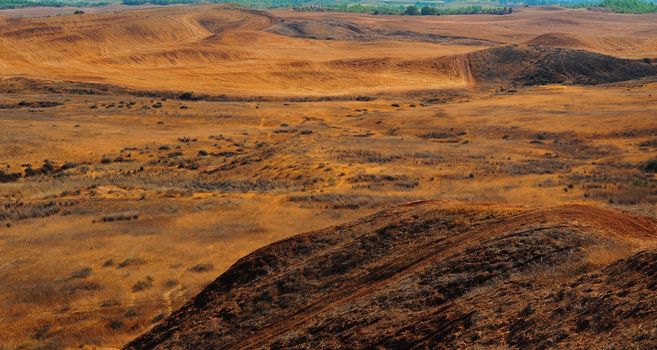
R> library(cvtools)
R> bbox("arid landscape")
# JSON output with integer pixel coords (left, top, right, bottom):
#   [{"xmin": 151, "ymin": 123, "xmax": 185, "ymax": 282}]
[{"xmin": 1, "ymin": 3, "xmax": 657, "ymax": 349}]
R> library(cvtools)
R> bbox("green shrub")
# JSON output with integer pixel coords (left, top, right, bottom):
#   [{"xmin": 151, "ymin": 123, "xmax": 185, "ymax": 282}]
[{"xmin": 404, "ymin": 5, "xmax": 418, "ymax": 15}]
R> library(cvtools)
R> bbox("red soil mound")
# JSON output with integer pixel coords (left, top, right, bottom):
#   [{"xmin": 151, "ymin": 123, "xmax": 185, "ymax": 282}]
[{"xmin": 126, "ymin": 202, "xmax": 657, "ymax": 349}]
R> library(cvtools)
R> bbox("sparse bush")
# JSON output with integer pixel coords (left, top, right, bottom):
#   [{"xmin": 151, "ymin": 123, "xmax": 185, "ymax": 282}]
[
  {"xmin": 96, "ymin": 212, "xmax": 139, "ymax": 223},
  {"xmin": 22, "ymin": 160, "xmax": 59, "ymax": 177},
  {"xmin": 70, "ymin": 267, "xmax": 92, "ymax": 279},
  {"xmin": 289, "ymin": 193, "xmax": 380, "ymax": 209},
  {"xmin": 67, "ymin": 280, "xmax": 101, "ymax": 294},
  {"xmin": 418, "ymin": 131, "xmax": 450, "ymax": 139},
  {"xmin": 0, "ymin": 169, "xmax": 21, "ymax": 183},
  {"xmin": 639, "ymin": 139, "xmax": 657, "ymax": 148},
  {"xmin": 33, "ymin": 323, "xmax": 52, "ymax": 340},
  {"xmin": 644, "ymin": 159, "xmax": 657, "ymax": 173},
  {"xmin": 164, "ymin": 279, "xmax": 178, "ymax": 287},
  {"xmin": 0, "ymin": 201, "xmax": 60, "ymax": 221},
  {"xmin": 41, "ymin": 160, "xmax": 55, "ymax": 173},
  {"xmin": 100, "ymin": 299, "xmax": 119, "ymax": 307},
  {"xmin": 117, "ymin": 257, "xmax": 145, "ymax": 268},
  {"xmin": 274, "ymin": 126, "xmax": 297, "ymax": 133},
  {"xmin": 179, "ymin": 91, "xmax": 199, "ymax": 101},
  {"xmin": 151, "ymin": 312, "xmax": 166, "ymax": 323},
  {"xmin": 107, "ymin": 319, "xmax": 123, "ymax": 330},
  {"xmin": 333, "ymin": 149, "xmax": 400, "ymax": 163},
  {"xmin": 132, "ymin": 275, "xmax": 153, "ymax": 292},
  {"xmin": 124, "ymin": 308, "xmax": 138, "ymax": 318},
  {"xmin": 188, "ymin": 263, "xmax": 214, "ymax": 273},
  {"xmin": 349, "ymin": 173, "xmax": 419, "ymax": 189},
  {"xmin": 60, "ymin": 162, "xmax": 77, "ymax": 170}
]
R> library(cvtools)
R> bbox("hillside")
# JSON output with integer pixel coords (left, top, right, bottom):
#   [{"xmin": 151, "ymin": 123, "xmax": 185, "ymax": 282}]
[
  {"xmin": 126, "ymin": 201, "xmax": 657, "ymax": 349},
  {"xmin": 463, "ymin": 44, "xmax": 657, "ymax": 86},
  {"xmin": 2, "ymin": 6, "xmax": 657, "ymax": 95}
]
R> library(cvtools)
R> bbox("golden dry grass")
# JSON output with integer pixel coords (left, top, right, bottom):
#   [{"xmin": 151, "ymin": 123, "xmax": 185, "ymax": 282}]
[
  {"xmin": 0, "ymin": 5, "xmax": 657, "ymax": 349},
  {"xmin": 2, "ymin": 5, "xmax": 657, "ymax": 95}
]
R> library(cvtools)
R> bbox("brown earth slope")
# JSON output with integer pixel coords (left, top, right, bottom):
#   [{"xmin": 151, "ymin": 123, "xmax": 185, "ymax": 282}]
[
  {"xmin": 464, "ymin": 45, "xmax": 657, "ymax": 86},
  {"xmin": 126, "ymin": 201, "xmax": 657, "ymax": 349}
]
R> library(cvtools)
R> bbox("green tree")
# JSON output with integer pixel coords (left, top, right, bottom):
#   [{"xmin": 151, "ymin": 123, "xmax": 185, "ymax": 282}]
[
  {"xmin": 405, "ymin": 5, "xmax": 418, "ymax": 15},
  {"xmin": 420, "ymin": 6, "xmax": 434, "ymax": 15}
]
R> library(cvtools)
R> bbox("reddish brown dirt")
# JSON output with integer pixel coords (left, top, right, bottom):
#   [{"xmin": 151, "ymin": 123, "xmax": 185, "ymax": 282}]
[{"xmin": 125, "ymin": 201, "xmax": 657, "ymax": 349}]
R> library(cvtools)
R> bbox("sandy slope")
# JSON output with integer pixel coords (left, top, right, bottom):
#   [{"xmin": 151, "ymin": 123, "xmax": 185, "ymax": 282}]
[
  {"xmin": 275, "ymin": 7, "xmax": 657, "ymax": 58},
  {"xmin": 0, "ymin": 5, "xmax": 480, "ymax": 95},
  {"xmin": 1, "ymin": 6, "xmax": 657, "ymax": 95}
]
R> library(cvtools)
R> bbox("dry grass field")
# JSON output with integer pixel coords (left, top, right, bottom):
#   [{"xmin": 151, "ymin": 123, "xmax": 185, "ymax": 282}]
[{"xmin": 1, "ymin": 4, "xmax": 657, "ymax": 349}]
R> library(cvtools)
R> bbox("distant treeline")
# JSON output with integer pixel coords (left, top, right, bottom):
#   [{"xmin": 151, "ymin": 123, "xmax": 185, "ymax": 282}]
[
  {"xmin": 6, "ymin": 0, "xmax": 655, "ymax": 14},
  {"xmin": 0, "ymin": 0, "xmax": 109, "ymax": 9},
  {"xmin": 293, "ymin": 3, "xmax": 405, "ymax": 14},
  {"xmin": 119, "ymin": 0, "xmax": 512, "ymax": 14},
  {"xmin": 566, "ymin": 0, "xmax": 657, "ymax": 13},
  {"xmin": 294, "ymin": 4, "xmax": 513, "ymax": 15},
  {"xmin": 122, "ymin": 0, "xmax": 195, "ymax": 4},
  {"xmin": 121, "ymin": 0, "xmax": 321, "ymax": 6}
]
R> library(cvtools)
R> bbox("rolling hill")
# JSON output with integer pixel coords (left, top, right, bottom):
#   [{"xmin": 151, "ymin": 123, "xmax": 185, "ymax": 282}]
[
  {"xmin": 126, "ymin": 201, "xmax": 657, "ymax": 349},
  {"xmin": 1, "ymin": 6, "xmax": 657, "ymax": 96}
]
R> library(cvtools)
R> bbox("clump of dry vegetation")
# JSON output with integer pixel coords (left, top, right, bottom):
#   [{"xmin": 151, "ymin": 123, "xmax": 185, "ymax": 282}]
[
  {"xmin": 95, "ymin": 212, "xmax": 139, "ymax": 223},
  {"xmin": 188, "ymin": 263, "xmax": 214, "ymax": 273},
  {"xmin": 132, "ymin": 276, "xmax": 154, "ymax": 292}
]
